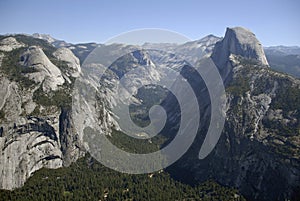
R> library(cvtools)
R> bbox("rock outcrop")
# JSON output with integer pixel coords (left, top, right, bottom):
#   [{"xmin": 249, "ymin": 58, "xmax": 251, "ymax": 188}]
[
  {"xmin": 0, "ymin": 115, "xmax": 63, "ymax": 189},
  {"xmin": 170, "ymin": 27, "xmax": 300, "ymax": 201},
  {"xmin": 53, "ymin": 47, "xmax": 81, "ymax": 77},
  {"xmin": 190, "ymin": 61, "xmax": 299, "ymax": 201},
  {"xmin": 0, "ymin": 29, "xmax": 299, "ymax": 201},
  {"xmin": 20, "ymin": 46, "xmax": 65, "ymax": 91},
  {"xmin": 0, "ymin": 35, "xmax": 84, "ymax": 190},
  {"xmin": 212, "ymin": 27, "xmax": 269, "ymax": 83},
  {"xmin": 0, "ymin": 37, "xmax": 25, "ymax": 52}
]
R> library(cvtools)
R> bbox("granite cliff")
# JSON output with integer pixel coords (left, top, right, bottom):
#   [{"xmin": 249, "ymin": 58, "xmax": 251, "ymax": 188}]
[{"xmin": 0, "ymin": 28, "xmax": 299, "ymax": 201}]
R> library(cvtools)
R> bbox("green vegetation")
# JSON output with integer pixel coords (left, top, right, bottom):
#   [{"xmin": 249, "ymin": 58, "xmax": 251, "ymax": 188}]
[
  {"xmin": 108, "ymin": 129, "xmax": 168, "ymax": 154},
  {"xmin": 13, "ymin": 35, "xmax": 57, "ymax": 57},
  {"xmin": 270, "ymin": 141, "xmax": 297, "ymax": 157},
  {"xmin": 0, "ymin": 45, "xmax": 73, "ymax": 115},
  {"xmin": 104, "ymin": 85, "xmax": 172, "ymax": 154},
  {"xmin": 0, "ymin": 110, "xmax": 5, "ymax": 119},
  {"xmin": 0, "ymin": 155, "xmax": 246, "ymax": 201},
  {"xmin": 227, "ymin": 58, "xmax": 300, "ymax": 138},
  {"xmin": 0, "ymin": 35, "xmax": 75, "ymax": 111},
  {"xmin": 226, "ymin": 59, "xmax": 254, "ymax": 96},
  {"xmin": 226, "ymin": 75, "xmax": 250, "ymax": 96},
  {"xmin": 0, "ymin": 47, "xmax": 36, "ymax": 88},
  {"xmin": 30, "ymin": 105, "xmax": 41, "ymax": 116},
  {"xmin": 266, "ymin": 54, "xmax": 300, "ymax": 78},
  {"xmin": 0, "ymin": 35, "xmax": 70, "ymax": 90},
  {"xmin": 0, "ymin": 35, "xmax": 73, "ymax": 90},
  {"xmin": 50, "ymin": 58, "xmax": 75, "ymax": 82},
  {"xmin": 270, "ymin": 82, "xmax": 300, "ymax": 113},
  {"xmin": 0, "ymin": 35, "xmax": 6, "ymax": 41},
  {"xmin": 130, "ymin": 85, "xmax": 168, "ymax": 127},
  {"xmin": 263, "ymin": 81, "xmax": 300, "ymax": 137},
  {"xmin": 33, "ymin": 83, "xmax": 72, "ymax": 109},
  {"xmin": 263, "ymin": 117, "xmax": 299, "ymax": 137}
]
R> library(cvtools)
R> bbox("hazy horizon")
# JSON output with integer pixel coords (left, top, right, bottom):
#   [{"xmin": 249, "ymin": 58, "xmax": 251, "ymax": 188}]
[{"xmin": 0, "ymin": 0, "xmax": 299, "ymax": 46}]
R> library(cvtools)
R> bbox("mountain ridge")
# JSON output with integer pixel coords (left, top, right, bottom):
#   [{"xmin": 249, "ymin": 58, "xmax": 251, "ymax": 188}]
[{"xmin": 0, "ymin": 27, "xmax": 299, "ymax": 201}]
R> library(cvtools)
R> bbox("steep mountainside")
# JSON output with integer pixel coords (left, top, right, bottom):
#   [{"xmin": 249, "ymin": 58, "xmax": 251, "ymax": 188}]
[
  {"xmin": 0, "ymin": 33, "xmax": 221, "ymax": 190},
  {"xmin": 0, "ymin": 27, "xmax": 299, "ymax": 201},
  {"xmin": 0, "ymin": 33, "xmax": 247, "ymax": 201},
  {"xmin": 0, "ymin": 35, "xmax": 84, "ymax": 189},
  {"xmin": 72, "ymin": 27, "xmax": 300, "ymax": 200},
  {"xmin": 168, "ymin": 27, "xmax": 300, "ymax": 201},
  {"xmin": 211, "ymin": 27, "xmax": 269, "ymax": 84}
]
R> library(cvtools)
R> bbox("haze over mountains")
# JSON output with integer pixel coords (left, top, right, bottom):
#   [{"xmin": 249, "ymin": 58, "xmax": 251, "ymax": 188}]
[
  {"xmin": 30, "ymin": 31, "xmax": 300, "ymax": 79},
  {"xmin": 0, "ymin": 27, "xmax": 299, "ymax": 201}
]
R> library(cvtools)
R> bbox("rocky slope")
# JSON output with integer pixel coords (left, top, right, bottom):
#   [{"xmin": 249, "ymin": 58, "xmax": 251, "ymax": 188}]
[
  {"xmin": 32, "ymin": 33, "xmax": 99, "ymax": 62},
  {"xmin": 0, "ymin": 37, "xmax": 25, "ymax": 52},
  {"xmin": 168, "ymin": 27, "xmax": 300, "ymax": 201},
  {"xmin": 0, "ymin": 35, "xmax": 83, "ymax": 189},
  {"xmin": 74, "ymin": 27, "xmax": 300, "ymax": 200},
  {"xmin": 211, "ymin": 27, "xmax": 269, "ymax": 84},
  {"xmin": 20, "ymin": 46, "xmax": 65, "ymax": 91},
  {"xmin": 0, "ymin": 27, "xmax": 299, "ymax": 201}
]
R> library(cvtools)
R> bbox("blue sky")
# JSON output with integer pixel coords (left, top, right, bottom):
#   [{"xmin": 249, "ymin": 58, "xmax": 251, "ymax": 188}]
[{"xmin": 0, "ymin": 0, "xmax": 299, "ymax": 46}]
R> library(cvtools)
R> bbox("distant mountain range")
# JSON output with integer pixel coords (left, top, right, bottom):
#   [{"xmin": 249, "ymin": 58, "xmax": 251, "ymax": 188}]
[
  {"xmin": 31, "ymin": 32, "xmax": 300, "ymax": 79},
  {"xmin": 0, "ymin": 27, "xmax": 299, "ymax": 201},
  {"xmin": 264, "ymin": 46, "xmax": 300, "ymax": 56},
  {"xmin": 264, "ymin": 46, "xmax": 300, "ymax": 78}
]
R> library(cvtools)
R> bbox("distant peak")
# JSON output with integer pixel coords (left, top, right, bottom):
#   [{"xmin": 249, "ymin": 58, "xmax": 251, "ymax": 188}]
[
  {"xmin": 228, "ymin": 26, "xmax": 252, "ymax": 32},
  {"xmin": 212, "ymin": 26, "xmax": 269, "ymax": 67},
  {"xmin": 32, "ymin": 33, "xmax": 56, "ymax": 43},
  {"xmin": 196, "ymin": 34, "xmax": 222, "ymax": 44},
  {"xmin": 204, "ymin": 34, "xmax": 220, "ymax": 38},
  {"xmin": 225, "ymin": 27, "xmax": 259, "ymax": 46}
]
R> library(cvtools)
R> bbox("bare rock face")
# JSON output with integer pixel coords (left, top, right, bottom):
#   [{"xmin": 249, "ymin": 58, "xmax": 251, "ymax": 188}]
[
  {"xmin": 0, "ymin": 77, "xmax": 22, "ymax": 122},
  {"xmin": 187, "ymin": 61, "xmax": 300, "ymax": 201},
  {"xmin": 0, "ymin": 115, "xmax": 63, "ymax": 189},
  {"xmin": 0, "ymin": 31, "xmax": 299, "ymax": 201},
  {"xmin": 171, "ymin": 28, "xmax": 300, "ymax": 201},
  {"xmin": 20, "ymin": 46, "xmax": 65, "ymax": 91},
  {"xmin": 213, "ymin": 27, "xmax": 269, "ymax": 66},
  {"xmin": 0, "ymin": 73, "xmax": 65, "ymax": 190},
  {"xmin": 0, "ymin": 37, "xmax": 25, "ymax": 52},
  {"xmin": 53, "ymin": 47, "xmax": 81, "ymax": 77},
  {"xmin": 212, "ymin": 27, "xmax": 269, "ymax": 83},
  {"xmin": 0, "ymin": 36, "xmax": 84, "ymax": 190}
]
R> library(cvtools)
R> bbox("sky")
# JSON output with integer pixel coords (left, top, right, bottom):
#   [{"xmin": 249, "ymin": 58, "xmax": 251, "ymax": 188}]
[{"xmin": 0, "ymin": 0, "xmax": 299, "ymax": 46}]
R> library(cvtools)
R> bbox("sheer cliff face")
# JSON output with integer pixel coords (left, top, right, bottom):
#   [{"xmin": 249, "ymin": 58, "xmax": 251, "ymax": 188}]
[
  {"xmin": 172, "ymin": 28, "xmax": 300, "ymax": 201},
  {"xmin": 185, "ymin": 61, "xmax": 300, "ymax": 201},
  {"xmin": 212, "ymin": 27, "xmax": 269, "ymax": 83},
  {"xmin": 0, "ymin": 35, "xmax": 83, "ymax": 190},
  {"xmin": 0, "ymin": 28, "xmax": 299, "ymax": 201},
  {"xmin": 82, "ymin": 27, "xmax": 299, "ymax": 200},
  {"xmin": 0, "ymin": 34, "xmax": 219, "ymax": 190},
  {"xmin": 212, "ymin": 27, "xmax": 269, "ymax": 66}
]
